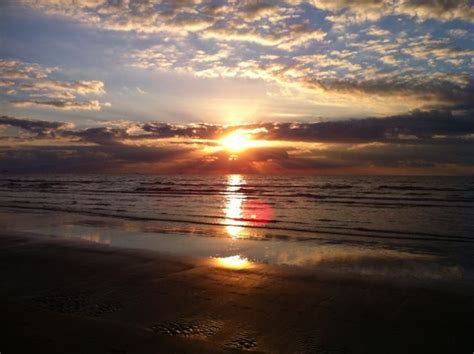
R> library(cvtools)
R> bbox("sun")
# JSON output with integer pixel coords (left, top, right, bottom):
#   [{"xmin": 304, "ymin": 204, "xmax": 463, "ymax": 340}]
[
  {"xmin": 219, "ymin": 129, "xmax": 265, "ymax": 153},
  {"xmin": 220, "ymin": 130, "xmax": 252, "ymax": 152}
]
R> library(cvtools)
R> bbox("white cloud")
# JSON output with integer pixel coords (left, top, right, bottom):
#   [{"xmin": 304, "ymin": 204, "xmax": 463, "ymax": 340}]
[{"xmin": 0, "ymin": 59, "xmax": 109, "ymax": 111}]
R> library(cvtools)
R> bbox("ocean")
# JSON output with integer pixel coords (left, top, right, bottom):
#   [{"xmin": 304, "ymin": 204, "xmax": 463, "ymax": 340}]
[{"xmin": 1, "ymin": 174, "xmax": 473, "ymax": 282}]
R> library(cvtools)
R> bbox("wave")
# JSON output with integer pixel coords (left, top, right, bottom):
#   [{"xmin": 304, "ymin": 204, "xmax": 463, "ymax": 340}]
[
  {"xmin": 2, "ymin": 204, "xmax": 473, "ymax": 245},
  {"xmin": 2, "ymin": 175, "xmax": 473, "ymax": 246},
  {"xmin": 2, "ymin": 189, "xmax": 473, "ymax": 209},
  {"xmin": 378, "ymin": 185, "xmax": 474, "ymax": 192}
]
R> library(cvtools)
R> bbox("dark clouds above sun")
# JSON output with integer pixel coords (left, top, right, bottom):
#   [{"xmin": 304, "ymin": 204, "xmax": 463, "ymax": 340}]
[
  {"xmin": 0, "ymin": 0, "xmax": 473, "ymax": 174},
  {"xmin": 1, "ymin": 110, "xmax": 473, "ymax": 174}
]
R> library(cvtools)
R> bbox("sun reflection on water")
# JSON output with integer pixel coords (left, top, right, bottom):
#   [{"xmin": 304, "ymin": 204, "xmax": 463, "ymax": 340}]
[
  {"xmin": 223, "ymin": 174, "xmax": 274, "ymax": 239},
  {"xmin": 224, "ymin": 175, "xmax": 246, "ymax": 238}
]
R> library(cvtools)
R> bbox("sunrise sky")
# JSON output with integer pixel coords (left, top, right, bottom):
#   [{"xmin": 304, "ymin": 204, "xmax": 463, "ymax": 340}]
[{"xmin": 0, "ymin": 0, "xmax": 473, "ymax": 174}]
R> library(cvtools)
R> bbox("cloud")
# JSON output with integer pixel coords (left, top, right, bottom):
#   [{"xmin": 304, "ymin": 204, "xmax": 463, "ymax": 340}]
[
  {"xmin": 303, "ymin": 0, "xmax": 474, "ymax": 23},
  {"xmin": 14, "ymin": 1, "xmax": 472, "ymax": 115},
  {"xmin": 19, "ymin": 80, "xmax": 105, "ymax": 95},
  {"xmin": 0, "ymin": 59, "xmax": 109, "ymax": 111},
  {"xmin": 0, "ymin": 59, "xmax": 53, "ymax": 80},
  {"xmin": 10, "ymin": 99, "xmax": 104, "ymax": 111},
  {"xmin": 6, "ymin": 109, "xmax": 474, "ymax": 144},
  {"xmin": 200, "ymin": 20, "xmax": 326, "ymax": 49},
  {"xmin": 0, "ymin": 115, "xmax": 73, "ymax": 136},
  {"xmin": 20, "ymin": 1, "xmax": 325, "ymax": 50},
  {"xmin": 127, "ymin": 22, "xmax": 472, "ymax": 112},
  {"xmin": 395, "ymin": 0, "xmax": 474, "ymax": 23},
  {"xmin": 0, "ymin": 80, "xmax": 15, "ymax": 87},
  {"xmin": 1, "ymin": 110, "xmax": 473, "ymax": 174},
  {"xmin": 365, "ymin": 26, "xmax": 390, "ymax": 37},
  {"xmin": 448, "ymin": 29, "xmax": 468, "ymax": 38},
  {"xmin": 0, "ymin": 144, "xmax": 194, "ymax": 173},
  {"xmin": 381, "ymin": 55, "xmax": 401, "ymax": 66},
  {"xmin": 303, "ymin": 76, "xmax": 474, "ymax": 110},
  {"xmin": 305, "ymin": 0, "xmax": 391, "ymax": 22},
  {"xmin": 403, "ymin": 35, "xmax": 474, "ymax": 61},
  {"xmin": 264, "ymin": 110, "xmax": 474, "ymax": 143}
]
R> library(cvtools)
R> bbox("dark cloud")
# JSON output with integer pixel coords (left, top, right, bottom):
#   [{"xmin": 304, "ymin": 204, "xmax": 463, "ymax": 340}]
[
  {"xmin": 303, "ymin": 77, "xmax": 474, "ymax": 111},
  {"xmin": 322, "ymin": 139, "xmax": 474, "ymax": 168},
  {"xmin": 3, "ymin": 109, "xmax": 474, "ymax": 144},
  {"xmin": 10, "ymin": 99, "xmax": 103, "ymax": 111},
  {"xmin": 239, "ymin": 1, "xmax": 276, "ymax": 19},
  {"xmin": 308, "ymin": 0, "xmax": 473, "ymax": 22},
  {"xmin": 396, "ymin": 0, "xmax": 474, "ymax": 22},
  {"xmin": 264, "ymin": 110, "xmax": 474, "ymax": 143},
  {"xmin": 0, "ymin": 144, "xmax": 193, "ymax": 173},
  {"xmin": 1, "ymin": 110, "xmax": 473, "ymax": 174},
  {"xmin": 62, "ymin": 127, "xmax": 128, "ymax": 146},
  {"xmin": 0, "ymin": 115, "xmax": 71, "ymax": 137},
  {"xmin": 134, "ymin": 110, "xmax": 474, "ymax": 144},
  {"xmin": 141, "ymin": 123, "xmax": 220, "ymax": 139}
]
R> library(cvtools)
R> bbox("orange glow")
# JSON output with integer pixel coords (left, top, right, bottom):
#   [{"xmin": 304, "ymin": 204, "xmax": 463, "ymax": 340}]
[
  {"xmin": 220, "ymin": 130, "xmax": 252, "ymax": 152},
  {"xmin": 219, "ymin": 129, "xmax": 267, "ymax": 153},
  {"xmin": 214, "ymin": 255, "xmax": 252, "ymax": 269}
]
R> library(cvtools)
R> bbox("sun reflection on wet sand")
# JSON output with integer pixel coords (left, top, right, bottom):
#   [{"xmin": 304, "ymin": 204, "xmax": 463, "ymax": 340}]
[
  {"xmin": 214, "ymin": 255, "xmax": 252, "ymax": 269},
  {"xmin": 224, "ymin": 175, "xmax": 246, "ymax": 238},
  {"xmin": 78, "ymin": 232, "xmax": 111, "ymax": 245}
]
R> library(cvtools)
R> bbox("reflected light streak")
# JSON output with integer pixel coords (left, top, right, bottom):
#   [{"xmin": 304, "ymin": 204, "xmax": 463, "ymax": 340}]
[
  {"xmin": 224, "ymin": 174, "xmax": 246, "ymax": 238},
  {"xmin": 223, "ymin": 174, "xmax": 273, "ymax": 238},
  {"xmin": 215, "ymin": 255, "xmax": 252, "ymax": 269}
]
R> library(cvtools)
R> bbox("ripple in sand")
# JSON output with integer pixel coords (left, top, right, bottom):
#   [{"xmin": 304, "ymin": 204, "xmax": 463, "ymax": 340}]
[
  {"xmin": 225, "ymin": 330, "xmax": 258, "ymax": 350},
  {"xmin": 150, "ymin": 318, "xmax": 223, "ymax": 338},
  {"xmin": 24, "ymin": 289, "xmax": 123, "ymax": 317}
]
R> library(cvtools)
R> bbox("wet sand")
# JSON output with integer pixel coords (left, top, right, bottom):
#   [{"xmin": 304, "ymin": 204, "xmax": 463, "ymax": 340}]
[{"xmin": 0, "ymin": 231, "xmax": 473, "ymax": 354}]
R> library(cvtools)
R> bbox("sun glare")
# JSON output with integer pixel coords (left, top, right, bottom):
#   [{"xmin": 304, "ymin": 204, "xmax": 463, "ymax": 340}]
[
  {"xmin": 220, "ymin": 130, "xmax": 252, "ymax": 152},
  {"xmin": 219, "ymin": 129, "xmax": 267, "ymax": 153}
]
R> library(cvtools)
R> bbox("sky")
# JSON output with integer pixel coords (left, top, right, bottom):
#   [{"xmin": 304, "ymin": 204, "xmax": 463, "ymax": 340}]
[{"xmin": 0, "ymin": 0, "xmax": 473, "ymax": 174}]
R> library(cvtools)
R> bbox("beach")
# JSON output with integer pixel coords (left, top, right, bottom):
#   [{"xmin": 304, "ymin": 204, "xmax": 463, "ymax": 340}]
[
  {"xmin": 1, "ymin": 175, "xmax": 473, "ymax": 353},
  {"xmin": 2, "ymin": 0, "xmax": 474, "ymax": 351},
  {"xmin": 1, "ymin": 229, "xmax": 473, "ymax": 354}
]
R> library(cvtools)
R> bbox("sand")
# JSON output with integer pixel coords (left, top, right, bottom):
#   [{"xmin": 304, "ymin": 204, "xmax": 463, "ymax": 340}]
[{"xmin": 0, "ymin": 230, "xmax": 473, "ymax": 354}]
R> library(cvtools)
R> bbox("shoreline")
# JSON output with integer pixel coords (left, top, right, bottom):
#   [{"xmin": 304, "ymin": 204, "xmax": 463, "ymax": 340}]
[{"xmin": 1, "ymin": 230, "xmax": 473, "ymax": 353}]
